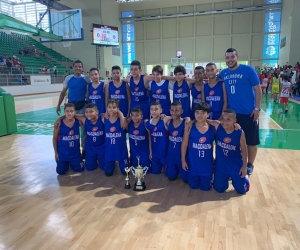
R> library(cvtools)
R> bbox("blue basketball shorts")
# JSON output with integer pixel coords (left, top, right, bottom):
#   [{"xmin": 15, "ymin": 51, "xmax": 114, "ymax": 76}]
[
  {"xmin": 56, "ymin": 157, "xmax": 84, "ymax": 175},
  {"xmin": 187, "ymin": 171, "xmax": 212, "ymax": 191},
  {"xmin": 85, "ymin": 144, "xmax": 105, "ymax": 171},
  {"xmin": 165, "ymin": 161, "xmax": 188, "ymax": 181}
]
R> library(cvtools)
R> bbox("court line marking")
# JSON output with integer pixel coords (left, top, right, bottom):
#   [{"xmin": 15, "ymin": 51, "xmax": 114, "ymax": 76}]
[{"xmin": 260, "ymin": 109, "xmax": 283, "ymax": 130}]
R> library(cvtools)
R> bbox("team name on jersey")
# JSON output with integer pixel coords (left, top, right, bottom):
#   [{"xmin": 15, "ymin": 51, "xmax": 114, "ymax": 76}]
[
  {"xmin": 87, "ymin": 131, "xmax": 103, "ymax": 136},
  {"xmin": 152, "ymin": 132, "xmax": 163, "ymax": 137},
  {"xmin": 192, "ymin": 143, "xmax": 212, "ymax": 150},
  {"xmin": 132, "ymin": 91, "xmax": 144, "ymax": 96},
  {"xmin": 62, "ymin": 135, "xmax": 79, "ymax": 141},
  {"xmin": 111, "ymin": 94, "xmax": 125, "ymax": 99},
  {"xmin": 106, "ymin": 133, "xmax": 122, "ymax": 138},
  {"xmin": 193, "ymin": 99, "xmax": 201, "ymax": 104},
  {"xmin": 217, "ymin": 140, "xmax": 236, "ymax": 150},
  {"xmin": 89, "ymin": 94, "xmax": 102, "ymax": 99},
  {"xmin": 206, "ymin": 96, "xmax": 221, "ymax": 101},
  {"xmin": 169, "ymin": 136, "xmax": 182, "ymax": 142},
  {"xmin": 223, "ymin": 74, "xmax": 244, "ymax": 81},
  {"xmin": 129, "ymin": 134, "xmax": 145, "ymax": 140},
  {"xmin": 152, "ymin": 94, "xmax": 167, "ymax": 100},
  {"xmin": 174, "ymin": 93, "xmax": 188, "ymax": 98}
]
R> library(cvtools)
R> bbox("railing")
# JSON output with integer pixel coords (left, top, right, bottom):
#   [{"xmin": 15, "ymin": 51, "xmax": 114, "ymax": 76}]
[{"xmin": 0, "ymin": 65, "xmax": 70, "ymax": 76}]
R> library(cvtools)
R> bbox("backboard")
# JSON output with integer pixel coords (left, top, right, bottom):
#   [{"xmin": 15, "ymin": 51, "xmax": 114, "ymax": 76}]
[{"xmin": 171, "ymin": 57, "xmax": 186, "ymax": 67}]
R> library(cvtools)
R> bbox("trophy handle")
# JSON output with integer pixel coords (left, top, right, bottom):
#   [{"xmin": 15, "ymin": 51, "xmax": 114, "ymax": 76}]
[
  {"xmin": 142, "ymin": 166, "xmax": 149, "ymax": 178},
  {"xmin": 130, "ymin": 167, "xmax": 136, "ymax": 178}
]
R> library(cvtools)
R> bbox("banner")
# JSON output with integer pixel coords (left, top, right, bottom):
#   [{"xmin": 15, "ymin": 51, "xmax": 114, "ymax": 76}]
[{"xmin": 30, "ymin": 75, "xmax": 51, "ymax": 86}]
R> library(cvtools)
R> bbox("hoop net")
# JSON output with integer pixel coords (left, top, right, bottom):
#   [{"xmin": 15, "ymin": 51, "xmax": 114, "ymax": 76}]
[
  {"xmin": 171, "ymin": 57, "xmax": 186, "ymax": 67},
  {"xmin": 62, "ymin": 41, "xmax": 72, "ymax": 50}
]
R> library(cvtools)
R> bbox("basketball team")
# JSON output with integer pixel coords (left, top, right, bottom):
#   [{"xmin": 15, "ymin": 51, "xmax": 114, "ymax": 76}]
[{"xmin": 53, "ymin": 48, "xmax": 264, "ymax": 195}]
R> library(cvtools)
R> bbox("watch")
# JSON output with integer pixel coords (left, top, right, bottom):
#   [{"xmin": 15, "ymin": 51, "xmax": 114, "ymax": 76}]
[{"xmin": 254, "ymin": 108, "xmax": 261, "ymax": 111}]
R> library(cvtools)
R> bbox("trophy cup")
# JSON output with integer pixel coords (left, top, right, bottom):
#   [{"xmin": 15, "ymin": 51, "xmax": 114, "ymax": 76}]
[
  {"xmin": 131, "ymin": 157, "xmax": 148, "ymax": 191},
  {"xmin": 124, "ymin": 166, "xmax": 131, "ymax": 189}
]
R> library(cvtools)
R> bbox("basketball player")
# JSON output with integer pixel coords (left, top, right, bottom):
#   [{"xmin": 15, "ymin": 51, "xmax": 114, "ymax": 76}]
[
  {"xmin": 219, "ymin": 48, "xmax": 262, "ymax": 175},
  {"xmin": 280, "ymin": 74, "xmax": 293, "ymax": 114},
  {"xmin": 127, "ymin": 107, "xmax": 151, "ymax": 169},
  {"xmin": 202, "ymin": 63, "xmax": 227, "ymax": 120},
  {"xmin": 87, "ymin": 68, "xmax": 106, "ymax": 114},
  {"xmin": 181, "ymin": 102, "xmax": 215, "ymax": 191},
  {"xmin": 145, "ymin": 102, "xmax": 171, "ymax": 174},
  {"xmin": 104, "ymin": 99, "xmax": 128, "ymax": 176},
  {"xmin": 212, "ymin": 109, "xmax": 249, "ymax": 194},
  {"xmin": 165, "ymin": 101, "xmax": 189, "ymax": 182},
  {"xmin": 149, "ymin": 65, "xmax": 172, "ymax": 116},
  {"xmin": 56, "ymin": 60, "xmax": 90, "ymax": 158},
  {"xmin": 105, "ymin": 65, "xmax": 131, "ymax": 118},
  {"xmin": 271, "ymin": 72, "xmax": 280, "ymax": 103},
  {"xmin": 53, "ymin": 103, "xmax": 84, "ymax": 175},
  {"xmin": 191, "ymin": 66, "xmax": 205, "ymax": 120}
]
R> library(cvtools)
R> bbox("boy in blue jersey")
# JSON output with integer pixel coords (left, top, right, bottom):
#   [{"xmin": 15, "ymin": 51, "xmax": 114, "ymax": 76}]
[
  {"xmin": 211, "ymin": 109, "xmax": 249, "ymax": 194},
  {"xmin": 149, "ymin": 65, "xmax": 172, "ymax": 116},
  {"xmin": 202, "ymin": 63, "xmax": 227, "ymax": 120},
  {"xmin": 87, "ymin": 68, "xmax": 106, "ymax": 115},
  {"xmin": 145, "ymin": 101, "xmax": 171, "ymax": 174},
  {"xmin": 191, "ymin": 66, "xmax": 205, "ymax": 120},
  {"xmin": 104, "ymin": 99, "xmax": 128, "ymax": 176},
  {"xmin": 53, "ymin": 103, "xmax": 84, "ymax": 175},
  {"xmin": 181, "ymin": 102, "xmax": 215, "ymax": 191},
  {"xmin": 127, "ymin": 107, "xmax": 151, "ymax": 169},
  {"xmin": 165, "ymin": 101, "xmax": 189, "ymax": 182},
  {"xmin": 105, "ymin": 65, "xmax": 131, "ymax": 118}
]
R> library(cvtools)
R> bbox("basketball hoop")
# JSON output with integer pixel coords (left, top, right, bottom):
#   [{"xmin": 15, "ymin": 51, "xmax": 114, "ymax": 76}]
[
  {"xmin": 62, "ymin": 41, "xmax": 72, "ymax": 50},
  {"xmin": 171, "ymin": 57, "xmax": 186, "ymax": 67}
]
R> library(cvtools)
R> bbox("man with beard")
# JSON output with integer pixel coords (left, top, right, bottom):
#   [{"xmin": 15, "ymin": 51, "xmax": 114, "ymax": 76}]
[{"xmin": 218, "ymin": 48, "xmax": 262, "ymax": 175}]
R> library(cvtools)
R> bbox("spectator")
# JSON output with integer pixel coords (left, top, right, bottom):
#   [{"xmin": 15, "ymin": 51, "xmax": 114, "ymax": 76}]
[
  {"xmin": 53, "ymin": 66, "xmax": 57, "ymax": 77},
  {"xmin": 64, "ymin": 70, "xmax": 69, "ymax": 79},
  {"xmin": 6, "ymin": 59, "xmax": 12, "ymax": 76},
  {"xmin": 42, "ymin": 52, "xmax": 46, "ymax": 57},
  {"xmin": 35, "ymin": 52, "xmax": 40, "ymax": 59}
]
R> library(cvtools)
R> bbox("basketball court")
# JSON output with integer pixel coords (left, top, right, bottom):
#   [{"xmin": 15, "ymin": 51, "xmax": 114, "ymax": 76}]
[{"xmin": 0, "ymin": 94, "xmax": 300, "ymax": 249}]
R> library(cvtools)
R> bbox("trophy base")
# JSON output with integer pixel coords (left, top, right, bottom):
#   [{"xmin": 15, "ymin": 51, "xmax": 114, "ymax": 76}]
[
  {"xmin": 133, "ymin": 182, "xmax": 146, "ymax": 191},
  {"xmin": 124, "ymin": 183, "xmax": 131, "ymax": 189}
]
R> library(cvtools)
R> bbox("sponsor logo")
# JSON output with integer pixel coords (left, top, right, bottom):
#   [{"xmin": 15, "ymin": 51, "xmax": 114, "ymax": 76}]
[
  {"xmin": 223, "ymin": 137, "xmax": 231, "ymax": 143},
  {"xmin": 172, "ymin": 131, "xmax": 178, "ymax": 136},
  {"xmin": 115, "ymin": 90, "xmax": 120, "ymax": 94},
  {"xmin": 92, "ymin": 127, "xmax": 98, "ymax": 132},
  {"xmin": 133, "ymin": 130, "xmax": 139, "ymax": 135},
  {"xmin": 69, "ymin": 130, "xmax": 74, "ymax": 136},
  {"xmin": 156, "ymin": 89, "xmax": 162, "ymax": 94},
  {"xmin": 154, "ymin": 127, "xmax": 157, "ymax": 131},
  {"xmin": 177, "ymin": 88, "xmax": 182, "ymax": 93},
  {"xmin": 110, "ymin": 127, "xmax": 116, "ymax": 132},
  {"xmin": 93, "ymin": 90, "xmax": 97, "ymax": 95},
  {"xmin": 199, "ymin": 137, "xmax": 206, "ymax": 143},
  {"xmin": 209, "ymin": 90, "xmax": 215, "ymax": 96},
  {"xmin": 197, "ymin": 94, "xmax": 201, "ymax": 99},
  {"xmin": 134, "ymin": 87, "xmax": 139, "ymax": 92}
]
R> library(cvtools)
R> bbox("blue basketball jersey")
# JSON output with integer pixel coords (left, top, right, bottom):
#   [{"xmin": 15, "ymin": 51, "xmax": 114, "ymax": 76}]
[
  {"xmin": 145, "ymin": 119, "xmax": 168, "ymax": 158},
  {"xmin": 58, "ymin": 119, "xmax": 81, "ymax": 161},
  {"xmin": 104, "ymin": 117, "xmax": 128, "ymax": 161},
  {"xmin": 188, "ymin": 124, "xmax": 215, "ymax": 176},
  {"xmin": 108, "ymin": 81, "xmax": 129, "ymax": 116},
  {"xmin": 215, "ymin": 125, "xmax": 243, "ymax": 174},
  {"xmin": 167, "ymin": 119, "xmax": 185, "ymax": 164},
  {"xmin": 85, "ymin": 115, "xmax": 105, "ymax": 147},
  {"xmin": 150, "ymin": 80, "xmax": 171, "ymax": 114},
  {"xmin": 173, "ymin": 81, "xmax": 191, "ymax": 118},
  {"xmin": 88, "ymin": 82, "xmax": 106, "ymax": 114},
  {"xmin": 204, "ymin": 81, "xmax": 224, "ymax": 115},
  {"xmin": 128, "ymin": 120, "xmax": 149, "ymax": 162},
  {"xmin": 130, "ymin": 75, "xmax": 149, "ymax": 104},
  {"xmin": 191, "ymin": 84, "xmax": 202, "ymax": 112}
]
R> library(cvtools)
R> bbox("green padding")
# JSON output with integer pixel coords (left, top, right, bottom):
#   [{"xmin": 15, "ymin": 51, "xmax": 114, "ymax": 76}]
[
  {"xmin": 0, "ymin": 97, "xmax": 8, "ymax": 136},
  {"xmin": 2, "ymin": 93, "xmax": 17, "ymax": 134},
  {"xmin": 0, "ymin": 87, "xmax": 5, "ymax": 95}
]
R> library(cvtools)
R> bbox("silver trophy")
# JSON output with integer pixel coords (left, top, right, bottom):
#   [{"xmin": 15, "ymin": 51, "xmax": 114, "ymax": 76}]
[
  {"xmin": 124, "ymin": 167, "xmax": 131, "ymax": 189},
  {"xmin": 131, "ymin": 157, "xmax": 148, "ymax": 191}
]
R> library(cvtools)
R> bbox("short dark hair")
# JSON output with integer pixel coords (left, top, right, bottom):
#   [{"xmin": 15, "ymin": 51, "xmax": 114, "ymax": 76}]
[
  {"xmin": 206, "ymin": 62, "xmax": 217, "ymax": 68},
  {"xmin": 73, "ymin": 60, "xmax": 83, "ymax": 67},
  {"xmin": 107, "ymin": 98, "xmax": 119, "ymax": 107},
  {"xmin": 89, "ymin": 67, "xmax": 99, "ymax": 73},
  {"xmin": 131, "ymin": 60, "xmax": 141, "ymax": 69},
  {"xmin": 150, "ymin": 101, "xmax": 161, "ymax": 108},
  {"xmin": 174, "ymin": 65, "xmax": 186, "ymax": 75},
  {"xmin": 225, "ymin": 48, "xmax": 238, "ymax": 55},
  {"xmin": 85, "ymin": 103, "xmax": 98, "ymax": 110},
  {"xmin": 282, "ymin": 74, "xmax": 289, "ymax": 81},
  {"xmin": 222, "ymin": 109, "xmax": 236, "ymax": 117},
  {"xmin": 171, "ymin": 101, "xmax": 182, "ymax": 107},
  {"xmin": 194, "ymin": 66, "xmax": 205, "ymax": 72},
  {"xmin": 152, "ymin": 65, "xmax": 163, "ymax": 75},
  {"xmin": 112, "ymin": 65, "xmax": 121, "ymax": 71},
  {"xmin": 131, "ymin": 106, "xmax": 143, "ymax": 115},
  {"xmin": 64, "ymin": 103, "xmax": 75, "ymax": 110},
  {"xmin": 194, "ymin": 102, "xmax": 210, "ymax": 113}
]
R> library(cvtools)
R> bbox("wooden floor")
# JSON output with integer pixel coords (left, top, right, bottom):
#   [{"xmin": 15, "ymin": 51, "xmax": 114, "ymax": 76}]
[{"xmin": 0, "ymin": 94, "xmax": 300, "ymax": 249}]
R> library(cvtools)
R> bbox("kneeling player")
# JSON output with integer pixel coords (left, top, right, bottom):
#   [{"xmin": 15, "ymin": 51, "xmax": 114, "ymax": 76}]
[{"xmin": 53, "ymin": 103, "xmax": 84, "ymax": 175}]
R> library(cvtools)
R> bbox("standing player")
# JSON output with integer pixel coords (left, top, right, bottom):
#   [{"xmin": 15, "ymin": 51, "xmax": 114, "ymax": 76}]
[
  {"xmin": 165, "ymin": 101, "xmax": 189, "ymax": 182},
  {"xmin": 213, "ymin": 109, "xmax": 249, "ymax": 194},
  {"xmin": 280, "ymin": 74, "xmax": 293, "ymax": 114},
  {"xmin": 146, "ymin": 102, "xmax": 170, "ymax": 174},
  {"xmin": 87, "ymin": 68, "xmax": 106, "ymax": 114},
  {"xmin": 53, "ymin": 103, "xmax": 84, "ymax": 175},
  {"xmin": 260, "ymin": 72, "xmax": 270, "ymax": 94},
  {"xmin": 56, "ymin": 60, "xmax": 90, "ymax": 158},
  {"xmin": 191, "ymin": 66, "xmax": 205, "ymax": 120},
  {"xmin": 105, "ymin": 65, "xmax": 131, "ymax": 118},
  {"xmin": 202, "ymin": 63, "xmax": 227, "ymax": 120},
  {"xmin": 219, "ymin": 48, "xmax": 262, "ymax": 175},
  {"xmin": 181, "ymin": 102, "xmax": 215, "ymax": 191},
  {"xmin": 104, "ymin": 99, "xmax": 128, "ymax": 176},
  {"xmin": 271, "ymin": 72, "xmax": 280, "ymax": 103},
  {"xmin": 127, "ymin": 107, "xmax": 151, "ymax": 169},
  {"xmin": 149, "ymin": 65, "xmax": 172, "ymax": 116}
]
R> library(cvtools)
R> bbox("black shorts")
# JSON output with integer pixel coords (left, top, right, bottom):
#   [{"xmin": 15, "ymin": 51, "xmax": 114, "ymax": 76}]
[{"xmin": 236, "ymin": 113, "xmax": 260, "ymax": 146}]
